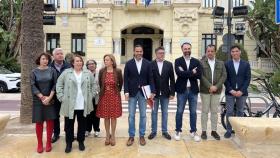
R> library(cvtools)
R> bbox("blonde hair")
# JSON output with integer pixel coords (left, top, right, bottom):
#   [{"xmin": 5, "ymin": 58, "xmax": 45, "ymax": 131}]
[{"xmin": 103, "ymin": 54, "xmax": 117, "ymax": 68}]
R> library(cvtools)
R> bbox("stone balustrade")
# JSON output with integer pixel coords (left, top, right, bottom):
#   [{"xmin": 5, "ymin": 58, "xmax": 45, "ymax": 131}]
[
  {"xmin": 229, "ymin": 117, "xmax": 280, "ymax": 148},
  {"xmin": 0, "ymin": 114, "xmax": 10, "ymax": 137}
]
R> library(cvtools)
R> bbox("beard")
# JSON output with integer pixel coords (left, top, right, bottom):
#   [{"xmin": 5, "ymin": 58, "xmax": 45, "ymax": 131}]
[{"xmin": 183, "ymin": 51, "xmax": 191, "ymax": 56}]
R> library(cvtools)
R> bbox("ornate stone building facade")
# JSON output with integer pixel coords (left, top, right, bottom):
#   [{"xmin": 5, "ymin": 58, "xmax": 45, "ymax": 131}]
[{"xmin": 44, "ymin": 0, "xmax": 256, "ymax": 65}]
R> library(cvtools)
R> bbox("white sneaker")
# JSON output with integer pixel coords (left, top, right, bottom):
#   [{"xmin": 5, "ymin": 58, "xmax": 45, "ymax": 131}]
[
  {"xmin": 85, "ymin": 131, "xmax": 90, "ymax": 137},
  {"xmin": 174, "ymin": 131, "xmax": 181, "ymax": 141},
  {"xmin": 94, "ymin": 131, "xmax": 100, "ymax": 137},
  {"xmin": 190, "ymin": 132, "xmax": 201, "ymax": 142}
]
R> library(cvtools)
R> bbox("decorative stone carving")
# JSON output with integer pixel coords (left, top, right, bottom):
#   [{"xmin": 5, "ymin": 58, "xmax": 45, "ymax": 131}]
[
  {"xmin": 174, "ymin": 8, "xmax": 197, "ymax": 37},
  {"xmin": 181, "ymin": 24, "xmax": 191, "ymax": 37},
  {"xmin": 95, "ymin": 24, "xmax": 104, "ymax": 36},
  {"xmin": 88, "ymin": 8, "xmax": 110, "ymax": 24},
  {"xmin": 174, "ymin": 8, "xmax": 198, "ymax": 23},
  {"xmin": 88, "ymin": 8, "xmax": 110, "ymax": 36}
]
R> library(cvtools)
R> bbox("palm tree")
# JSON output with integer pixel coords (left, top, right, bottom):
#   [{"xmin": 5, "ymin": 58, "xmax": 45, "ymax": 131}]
[
  {"xmin": 247, "ymin": 0, "xmax": 280, "ymax": 99},
  {"xmin": 20, "ymin": 0, "xmax": 44, "ymax": 123},
  {"xmin": 247, "ymin": 0, "xmax": 280, "ymax": 68}
]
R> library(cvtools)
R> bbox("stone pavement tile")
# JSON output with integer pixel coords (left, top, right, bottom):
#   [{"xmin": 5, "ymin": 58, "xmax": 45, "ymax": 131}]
[
  {"xmin": 185, "ymin": 140, "xmax": 245, "ymax": 158},
  {"xmin": 239, "ymin": 145, "xmax": 280, "ymax": 158},
  {"xmin": 0, "ymin": 135, "xmax": 191, "ymax": 158}
]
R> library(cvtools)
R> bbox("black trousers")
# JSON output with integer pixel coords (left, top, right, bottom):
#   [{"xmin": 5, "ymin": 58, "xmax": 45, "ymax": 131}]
[
  {"xmin": 65, "ymin": 110, "xmax": 86, "ymax": 144},
  {"xmin": 86, "ymin": 99, "xmax": 100, "ymax": 132},
  {"xmin": 53, "ymin": 100, "xmax": 61, "ymax": 136}
]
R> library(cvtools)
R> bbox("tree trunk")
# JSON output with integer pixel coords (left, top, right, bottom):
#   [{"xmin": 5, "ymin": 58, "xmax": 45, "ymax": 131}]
[{"xmin": 20, "ymin": 0, "xmax": 44, "ymax": 124}]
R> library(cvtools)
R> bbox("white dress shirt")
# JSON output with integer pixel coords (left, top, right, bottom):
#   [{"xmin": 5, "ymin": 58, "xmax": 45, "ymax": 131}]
[
  {"xmin": 156, "ymin": 60, "xmax": 164, "ymax": 75},
  {"xmin": 135, "ymin": 58, "xmax": 143, "ymax": 74},
  {"xmin": 233, "ymin": 59, "xmax": 240, "ymax": 75},
  {"xmin": 233, "ymin": 59, "xmax": 240, "ymax": 89},
  {"xmin": 208, "ymin": 58, "xmax": 216, "ymax": 84},
  {"xmin": 74, "ymin": 71, "xmax": 85, "ymax": 110},
  {"xmin": 184, "ymin": 56, "xmax": 191, "ymax": 87}
]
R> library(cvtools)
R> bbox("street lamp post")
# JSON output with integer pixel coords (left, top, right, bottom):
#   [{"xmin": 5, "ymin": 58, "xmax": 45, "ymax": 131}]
[
  {"xmin": 212, "ymin": 1, "xmax": 248, "ymax": 61},
  {"xmin": 227, "ymin": 0, "xmax": 232, "ymax": 60}
]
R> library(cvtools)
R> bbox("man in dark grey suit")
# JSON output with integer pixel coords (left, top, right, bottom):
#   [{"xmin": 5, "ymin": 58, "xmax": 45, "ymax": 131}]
[
  {"xmin": 49, "ymin": 48, "xmax": 71, "ymax": 143},
  {"xmin": 148, "ymin": 46, "xmax": 175, "ymax": 140}
]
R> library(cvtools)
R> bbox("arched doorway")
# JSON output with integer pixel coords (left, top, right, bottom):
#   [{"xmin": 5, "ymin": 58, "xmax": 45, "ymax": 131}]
[
  {"xmin": 121, "ymin": 25, "xmax": 163, "ymax": 63},
  {"xmin": 134, "ymin": 38, "xmax": 153, "ymax": 61}
]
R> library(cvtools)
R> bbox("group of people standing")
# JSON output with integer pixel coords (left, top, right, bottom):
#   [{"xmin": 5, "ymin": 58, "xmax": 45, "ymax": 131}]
[{"xmin": 30, "ymin": 42, "xmax": 250, "ymax": 154}]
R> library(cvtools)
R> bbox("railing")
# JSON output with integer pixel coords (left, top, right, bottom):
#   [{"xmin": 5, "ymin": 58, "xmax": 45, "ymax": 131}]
[
  {"xmin": 114, "ymin": 0, "xmax": 171, "ymax": 6},
  {"xmin": 249, "ymin": 58, "xmax": 277, "ymax": 72}
]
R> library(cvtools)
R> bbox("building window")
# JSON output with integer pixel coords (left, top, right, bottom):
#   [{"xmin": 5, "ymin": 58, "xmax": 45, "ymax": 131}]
[
  {"xmin": 235, "ymin": 34, "xmax": 244, "ymax": 45},
  {"xmin": 72, "ymin": 0, "xmax": 85, "ymax": 8},
  {"xmin": 201, "ymin": 34, "xmax": 217, "ymax": 55},
  {"xmin": 202, "ymin": 0, "xmax": 217, "ymax": 8},
  {"xmin": 72, "ymin": 34, "xmax": 86, "ymax": 56},
  {"xmin": 233, "ymin": 0, "xmax": 244, "ymax": 7},
  {"xmin": 47, "ymin": 0, "xmax": 60, "ymax": 8},
  {"xmin": 46, "ymin": 33, "xmax": 60, "ymax": 54}
]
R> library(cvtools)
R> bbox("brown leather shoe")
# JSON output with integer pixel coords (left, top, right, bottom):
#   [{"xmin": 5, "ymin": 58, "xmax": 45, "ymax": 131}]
[
  {"xmin": 126, "ymin": 137, "xmax": 134, "ymax": 146},
  {"xmin": 139, "ymin": 136, "xmax": 146, "ymax": 146}
]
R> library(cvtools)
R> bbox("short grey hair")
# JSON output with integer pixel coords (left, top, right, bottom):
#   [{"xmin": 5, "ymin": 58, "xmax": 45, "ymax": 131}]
[{"xmin": 52, "ymin": 48, "xmax": 63, "ymax": 55}]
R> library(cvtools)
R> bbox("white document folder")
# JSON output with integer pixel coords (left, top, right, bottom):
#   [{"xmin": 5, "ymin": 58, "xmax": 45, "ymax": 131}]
[{"xmin": 141, "ymin": 85, "xmax": 151, "ymax": 99}]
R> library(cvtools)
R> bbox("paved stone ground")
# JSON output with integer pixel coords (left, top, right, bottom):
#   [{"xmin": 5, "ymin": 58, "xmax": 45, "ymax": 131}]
[
  {"xmin": 1, "ymin": 112, "xmax": 279, "ymax": 158},
  {"xmin": 0, "ymin": 93, "xmax": 279, "ymax": 158}
]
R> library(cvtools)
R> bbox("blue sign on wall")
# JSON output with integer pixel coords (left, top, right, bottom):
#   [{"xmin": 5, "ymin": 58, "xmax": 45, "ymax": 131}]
[{"xmin": 276, "ymin": 0, "xmax": 280, "ymax": 24}]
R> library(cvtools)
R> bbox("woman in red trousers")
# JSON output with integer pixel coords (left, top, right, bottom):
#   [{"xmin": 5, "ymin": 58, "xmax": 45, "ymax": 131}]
[{"xmin": 30, "ymin": 53, "xmax": 58, "ymax": 153}]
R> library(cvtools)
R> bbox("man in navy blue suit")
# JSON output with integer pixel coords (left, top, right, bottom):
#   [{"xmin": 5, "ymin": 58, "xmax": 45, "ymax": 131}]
[
  {"xmin": 124, "ymin": 45, "xmax": 155, "ymax": 146},
  {"xmin": 224, "ymin": 45, "xmax": 251, "ymax": 138},
  {"xmin": 174, "ymin": 42, "xmax": 202, "ymax": 142}
]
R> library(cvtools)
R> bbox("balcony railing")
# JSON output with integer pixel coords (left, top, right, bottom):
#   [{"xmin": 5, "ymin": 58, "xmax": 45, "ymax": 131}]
[
  {"xmin": 114, "ymin": 0, "xmax": 171, "ymax": 6},
  {"xmin": 249, "ymin": 58, "xmax": 277, "ymax": 73}
]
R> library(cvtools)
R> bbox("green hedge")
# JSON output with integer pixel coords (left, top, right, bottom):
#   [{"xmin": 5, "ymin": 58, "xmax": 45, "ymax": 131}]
[{"xmin": 216, "ymin": 44, "xmax": 248, "ymax": 62}]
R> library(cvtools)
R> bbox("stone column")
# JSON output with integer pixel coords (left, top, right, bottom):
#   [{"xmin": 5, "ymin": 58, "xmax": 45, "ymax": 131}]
[
  {"xmin": 163, "ymin": 38, "xmax": 172, "ymax": 60},
  {"xmin": 113, "ymin": 38, "xmax": 121, "ymax": 65},
  {"xmin": 163, "ymin": 38, "xmax": 171, "ymax": 54}
]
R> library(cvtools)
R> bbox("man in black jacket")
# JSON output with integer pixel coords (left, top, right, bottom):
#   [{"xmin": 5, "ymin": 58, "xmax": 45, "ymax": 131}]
[
  {"xmin": 148, "ymin": 46, "xmax": 175, "ymax": 140},
  {"xmin": 174, "ymin": 42, "xmax": 202, "ymax": 142},
  {"xmin": 50, "ymin": 48, "xmax": 71, "ymax": 143},
  {"xmin": 124, "ymin": 45, "xmax": 155, "ymax": 146}
]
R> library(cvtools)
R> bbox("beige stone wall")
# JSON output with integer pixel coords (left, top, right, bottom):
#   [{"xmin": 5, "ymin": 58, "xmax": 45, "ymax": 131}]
[
  {"xmin": 171, "ymin": 6, "xmax": 200, "ymax": 60},
  {"xmin": 43, "ymin": 14, "xmax": 87, "ymax": 54},
  {"xmin": 86, "ymin": 7, "xmax": 113, "ymax": 64},
  {"xmin": 112, "ymin": 7, "xmax": 173, "ymax": 63},
  {"xmin": 43, "ymin": 0, "xmax": 257, "ymax": 65}
]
